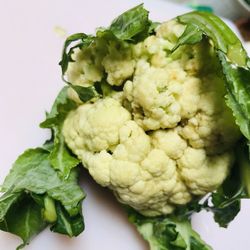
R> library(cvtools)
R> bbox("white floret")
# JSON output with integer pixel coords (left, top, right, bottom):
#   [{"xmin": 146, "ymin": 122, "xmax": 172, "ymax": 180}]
[
  {"xmin": 102, "ymin": 42, "xmax": 135, "ymax": 86},
  {"xmin": 151, "ymin": 129, "xmax": 187, "ymax": 160},
  {"xmin": 63, "ymin": 98, "xmax": 131, "ymax": 153},
  {"xmin": 156, "ymin": 20, "xmax": 186, "ymax": 42},
  {"xmin": 113, "ymin": 121, "xmax": 151, "ymax": 163},
  {"xmin": 124, "ymin": 59, "xmax": 185, "ymax": 130},
  {"xmin": 179, "ymin": 85, "xmax": 241, "ymax": 154},
  {"xmin": 67, "ymin": 48, "xmax": 103, "ymax": 86},
  {"xmin": 63, "ymin": 98, "xmax": 192, "ymax": 216},
  {"xmin": 178, "ymin": 147, "xmax": 233, "ymax": 195}
]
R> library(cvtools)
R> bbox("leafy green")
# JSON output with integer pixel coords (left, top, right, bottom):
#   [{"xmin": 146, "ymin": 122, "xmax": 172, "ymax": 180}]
[
  {"xmin": 1, "ymin": 148, "xmax": 85, "ymax": 213},
  {"xmin": 109, "ymin": 4, "xmax": 151, "ymax": 42},
  {"xmin": 40, "ymin": 87, "xmax": 77, "ymax": 128},
  {"xmin": 239, "ymin": 144, "xmax": 250, "ymax": 196},
  {"xmin": 176, "ymin": 11, "xmax": 248, "ymax": 66},
  {"xmin": 210, "ymin": 191, "xmax": 241, "ymax": 228},
  {"xmin": 173, "ymin": 23, "xmax": 203, "ymax": 51},
  {"xmin": 0, "ymin": 148, "xmax": 85, "ymax": 248},
  {"xmin": 128, "ymin": 208, "xmax": 212, "ymax": 250},
  {"xmin": 94, "ymin": 79, "xmax": 114, "ymax": 97},
  {"xmin": 70, "ymin": 85, "xmax": 98, "ymax": 102},
  {"xmin": 40, "ymin": 87, "xmax": 80, "ymax": 178},
  {"xmin": 0, "ymin": 86, "xmax": 85, "ymax": 249},
  {"xmin": 173, "ymin": 199, "xmax": 204, "ymax": 221},
  {"xmin": 48, "ymin": 127, "xmax": 80, "ymax": 179},
  {"xmin": 51, "ymin": 203, "xmax": 84, "ymax": 237},
  {"xmin": 209, "ymin": 140, "xmax": 250, "ymax": 227},
  {"xmin": 0, "ymin": 192, "xmax": 22, "ymax": 221},
  {"xmin": 59, "ymin": 33, "xmax": 93, "ymax": 75},
  {"xmin": 0, "ymin": 195, "xmax": 46, "ymax": 250},
  {"xmin": 208, "ymin": 156, "xmax": 244, "ymax": 228},
  {"xmin": 218, "ymin": 53, "xmax": 250, "ymax": 140}
]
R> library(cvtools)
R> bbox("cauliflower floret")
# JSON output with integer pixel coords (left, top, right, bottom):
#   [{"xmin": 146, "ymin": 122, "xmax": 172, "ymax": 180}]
[
  {"xmin": 102, "ymin": 41, "xmax": 135, "ymax": 86},
  {"xmin": 178, "ymin": 77, "xmax": 201, "ymax": 118},
  {"xmin": 113, "ymin": 121, "xmax": 151, "ymax": 163},
  {"xmin": 63, "ymin": 98, "xmax": 192, "ymax": 216},
  {"xmin": 156, "ymin": 20, "xmax": 186, "ymax": 42},
  {"xmin": 132, "ymin": 35, "xmax": 174, "ymax": 61},
  {"xmin": 87, "ymin": 151, "xmax": 112, "ymax": 186},
  {"xmin": 67, "ymin": 46, "xmax": 104, "ymax": 86},
  {"xmin": 151, "ymin": 129, "xmax": 187, "ymax": 160},
  {"xmin": 124, "ymin": 59, "xmax": 185, "ymax": 130},
  {"xmin": 178, "ymin": 147, "xmax": 233, "ymax": 195},
  {"xmin": 180, "ymin": 111, "xmax": 240, "ymax": 154},
  {"xmin": 63, "ymin": 98, "xmax": 131, "ymax": 153},
  {"xmin": 179, "ymin": 74, "xmax": 241, "ymax": 154}
]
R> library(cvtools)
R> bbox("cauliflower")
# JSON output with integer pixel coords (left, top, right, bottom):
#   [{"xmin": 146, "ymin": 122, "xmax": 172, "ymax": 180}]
[
  {"xmin": 1, "ymin": 6, "xmax": 250, "ymax": 250},
  {"xmin": 62, "ymin": 20, "xmax": 241, "ymax": 216}
]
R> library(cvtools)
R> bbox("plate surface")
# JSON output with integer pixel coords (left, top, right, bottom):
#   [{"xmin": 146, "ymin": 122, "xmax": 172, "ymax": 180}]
[{"xmin": 0, "ymin": 1, "xmax": 249, "ymax": 249}]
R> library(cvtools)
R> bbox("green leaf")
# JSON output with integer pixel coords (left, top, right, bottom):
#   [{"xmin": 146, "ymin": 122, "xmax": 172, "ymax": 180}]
[
  {"xmin": 148, "ymin": 21, "xmax": 160, "ymax": 34},
  {"xmin": 0, "ymin": 195, "xmax": 46, "ymax": 249},
  {"xmin": 218, "ymin": 53, "xmax": 250, "ymax": 140},
  {"xmin": 173, "ymin": 23, "xmax": 203, "ymax": 51},
  {"xmin": 48, "ymin": 168, "xmax": 85, "ymax": 217},
  {"xmin": 51, "ymin": 203, "xmax": 84, "ymax": 237},
  {"xmin": 0, "ymin": 148, "xmax": 85, "ymax": 247},
  {"xmin": 42, "ymin": 138, "xmax": 54, "ymax": 152},
  {"xmin": 127, "ymin": 208, "xmax": 212, "ymax": 250},
  {"xmin": 94, "ymin": 79, "xmax": 114, "ymax": 97},
  {"xmin": 109, "ymin": 4, "xmax": 150, "ymax": 42},
  {"xmin": 177, "ymin": 11, "xmax": 248, "ymax": 66},
  {"xmin": 59, "ymin": 33, "xmax": 93, "ymax": 74},
  {"xmin": 0, "ymin": 192, "xmax": 22, "ymax": 221},
  {"xmin": 211, "ymin": 192, "xmax": 241, "ymax": 228},
  {"xmin": 239, "ymin": 144, "xmax": 250, "ymax": 196},
  {"xmin": 40, "ymin": 87, "xmax": 81, "ymax": 178},
  {"xmin": 1, "ymin": 148, "xmax": 53, "ymax": 193},
  {"xmin": 203, "ymin": 142, "xmax": 249, "ymax": 228},
  {"xmin": 49, "ymin": 127, "xmax": 80, "ymax": 179},
  {"xmin": 2, "ymin": 148, "xmax": 85, "ymax": 216},
  {"xmin": 40, "ymin": 87, "xmax": 77, "ymax": 129},
  {"xmin": 209, "ymin": 156, "xmax": 243, "ymax": 228},
  {"xmin": 173, "ymin": 199, "xmax": 204, "ymax": 221},
  {"xmin": 70, "ymin": 85, "xmax": 98, "ymax": 102}
]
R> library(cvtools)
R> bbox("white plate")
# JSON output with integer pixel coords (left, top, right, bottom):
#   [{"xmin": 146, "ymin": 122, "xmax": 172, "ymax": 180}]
[{"xmin": 0, "ymin": 1, "xmax": 249, "ymax": 249}]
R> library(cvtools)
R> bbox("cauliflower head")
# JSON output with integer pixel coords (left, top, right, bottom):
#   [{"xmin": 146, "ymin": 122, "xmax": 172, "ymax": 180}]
[{"xmin": 63, "ymin": 20, "xmax": 241, "ymax": 216}]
